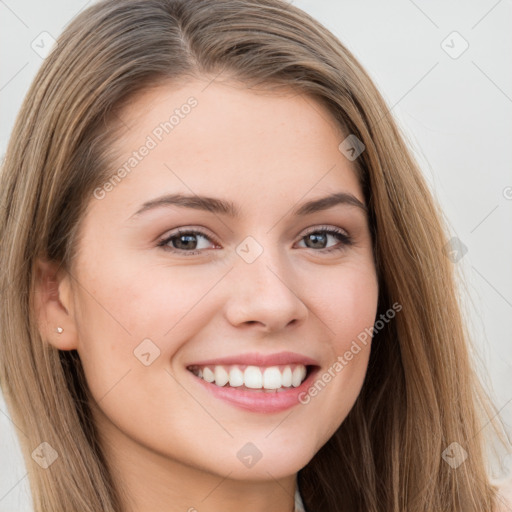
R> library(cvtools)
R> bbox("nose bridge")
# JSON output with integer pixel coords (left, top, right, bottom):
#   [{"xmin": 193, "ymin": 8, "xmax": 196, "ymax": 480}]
[{"xmin": 223, "ymin": 235, "xmax": 309, "ymax": 330}]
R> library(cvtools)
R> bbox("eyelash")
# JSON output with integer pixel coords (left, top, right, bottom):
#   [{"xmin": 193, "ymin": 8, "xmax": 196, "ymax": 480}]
[{"xmin": 157, "ymin": 225, "xmax": 353, "ymax": 256}]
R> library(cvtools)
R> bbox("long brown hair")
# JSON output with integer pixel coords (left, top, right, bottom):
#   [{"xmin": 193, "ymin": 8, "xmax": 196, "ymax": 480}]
[{"xmin": 0, "ymin": 0, "xmax": 509, "ymax": 510}]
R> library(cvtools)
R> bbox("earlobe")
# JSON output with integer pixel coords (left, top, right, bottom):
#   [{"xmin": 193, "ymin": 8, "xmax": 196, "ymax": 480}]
[{"xmin": 33, "ymin": 257, "xmax": 78, "ymax": 351}]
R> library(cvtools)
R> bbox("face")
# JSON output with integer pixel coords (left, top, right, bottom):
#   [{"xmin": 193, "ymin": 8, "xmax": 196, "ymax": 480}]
[{"xmin": 43, "ymin": 79, "xmax": 378, "ymax": 488}]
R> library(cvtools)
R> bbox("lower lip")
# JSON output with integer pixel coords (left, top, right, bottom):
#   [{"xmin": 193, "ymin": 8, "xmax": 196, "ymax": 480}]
[{"xmin": 189, "ymin": 367, "xmax": 320, "ymax": 413}]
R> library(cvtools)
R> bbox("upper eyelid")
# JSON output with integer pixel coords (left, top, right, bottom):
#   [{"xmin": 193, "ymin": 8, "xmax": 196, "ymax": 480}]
[
  {"xmin": 159, "ymin": 225, "xmax": 350, "ymax": 247},
  {"xmin": 301, "ymin": 225, "xmax": 349, "ymax": 236}
]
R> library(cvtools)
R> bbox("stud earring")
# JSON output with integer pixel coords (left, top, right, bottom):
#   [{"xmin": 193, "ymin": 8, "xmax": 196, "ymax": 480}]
[{"xmin": 56, "ymin": 327, "xmax": 63, "ymax": 334}]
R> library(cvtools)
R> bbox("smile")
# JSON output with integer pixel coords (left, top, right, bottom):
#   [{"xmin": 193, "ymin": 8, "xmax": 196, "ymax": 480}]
[
  {"xmin": 187, "ymin": 363, "xmax": 309, "ymax": 391},
  {"xmin": 186, "ymin": 363, "xmax": 320, "ymax": 413}
]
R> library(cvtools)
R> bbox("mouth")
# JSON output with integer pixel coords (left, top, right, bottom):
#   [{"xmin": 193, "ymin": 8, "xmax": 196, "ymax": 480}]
[
  {"xmin": 186, "ymin": 363, "xmax": 315, "ymax": 392},
  {"xmin": 184, "ymin": 351, "xmax": 321, "ymax": 412},
  {"xmin": 186, "ymin": 362, "xmax": 321, "ymax": 413}
]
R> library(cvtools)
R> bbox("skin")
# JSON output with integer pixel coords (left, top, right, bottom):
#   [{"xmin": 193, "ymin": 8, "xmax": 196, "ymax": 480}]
[{"xmin": 35, "ymin": 77, "xmax": 379, "ymax": 512}]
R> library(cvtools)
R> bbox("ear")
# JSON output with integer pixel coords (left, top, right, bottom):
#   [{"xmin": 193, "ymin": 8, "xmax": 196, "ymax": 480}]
[{"xmin": 33, "ymin": 257, "xmax": 78, "ymax": 351}]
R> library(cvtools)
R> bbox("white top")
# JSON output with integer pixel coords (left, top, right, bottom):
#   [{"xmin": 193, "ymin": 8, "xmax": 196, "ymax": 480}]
[{"xmin": 294, "ymin": 482, "xmax": 306, "ymax": 512}]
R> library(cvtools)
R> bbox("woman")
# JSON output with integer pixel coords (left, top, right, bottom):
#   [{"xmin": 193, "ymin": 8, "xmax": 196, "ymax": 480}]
[{"xmin": 0, "ymin": 0, "xmax": 510, "ymax": 511}]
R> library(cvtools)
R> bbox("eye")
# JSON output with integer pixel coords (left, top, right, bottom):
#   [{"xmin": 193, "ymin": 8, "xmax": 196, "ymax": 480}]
[
  {"xmin": 157, "ymin": 225, "xmax": 353, "ymax": 256},
  {"xmin": 157, "ymin": 228, "xmax": 218, "ymax": 256},
  {"xmin": 296, "ymin": 226, "xmax": 353, "ymax": 254}
]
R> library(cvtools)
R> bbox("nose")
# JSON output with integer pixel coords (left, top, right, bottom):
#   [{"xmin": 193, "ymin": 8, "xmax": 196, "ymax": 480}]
[{"xmin": 223, "ymin": 245, "xmax": 309, "ymax": 333}]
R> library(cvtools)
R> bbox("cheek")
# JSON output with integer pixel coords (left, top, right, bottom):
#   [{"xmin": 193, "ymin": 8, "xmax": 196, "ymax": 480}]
[
  {"xmin": 71, "ymin": 258, "xmax": 222, "ymax": 399},
  {"xmin": 313, "ymin": 261, "xmax": 379, "ymax": 342},
  {"xmin": 95, "ymin": 253, "xmax": 225, "ymax": 336},
  {"xmin": 298, "ymin": 264, "xmax": 378, "ymax": 443}
]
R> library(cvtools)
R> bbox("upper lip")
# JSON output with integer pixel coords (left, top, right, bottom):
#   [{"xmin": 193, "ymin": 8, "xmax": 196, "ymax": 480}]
[{"xmin": 186, "ymin": 351, "xmax": 319, "ymax": 368}]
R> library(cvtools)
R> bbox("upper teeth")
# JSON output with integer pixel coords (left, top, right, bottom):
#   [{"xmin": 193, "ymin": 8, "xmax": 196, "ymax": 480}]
[{"xmin": 188, "ymin": 364, "xmax": 308, "ymax": 390}]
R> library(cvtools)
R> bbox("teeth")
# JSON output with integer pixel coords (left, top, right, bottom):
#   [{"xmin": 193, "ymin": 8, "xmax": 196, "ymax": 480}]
[
  {"xmin": 244, "ymin": 366, "xmax": 263, "ymax": 389},
  {"xmin": 263, "ymin": 367, "xmax": 282, "ymax": 389},
  {"xmin": 214, "ymin": 366, "xmax": 229, "ymax": 387},
  {"xmin": 189, "ymin": 363, "xmax": 309, "ymax": 390},
  {"xmin": 228, "ymin": 367, "xmax": 244, "ymax": 387},
  {"xmin": 292, "ymin": 366, "xmax": 306, "ymax": 387},
  {"xmin": 282, "ymin": 366, "xmax": 292, "ymax": 387},
  {"xmin": 202, "ymin": 367, "xmax": 215, "ymax": 383}
]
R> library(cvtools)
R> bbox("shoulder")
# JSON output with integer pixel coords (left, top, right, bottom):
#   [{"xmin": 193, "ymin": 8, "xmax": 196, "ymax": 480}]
[{"xmin": 494, "ymin": 476, "xmax": 512, "ymax": 512}]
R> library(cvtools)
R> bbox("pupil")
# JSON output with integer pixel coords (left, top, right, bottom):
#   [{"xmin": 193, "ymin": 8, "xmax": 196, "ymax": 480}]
[
  {"xmin": 307, "ymin": 233, "xmax": 326, "ymax": 248},
  {"xmin": 176, "ymin": 234, "xmax": 196, "ymax": 250}
]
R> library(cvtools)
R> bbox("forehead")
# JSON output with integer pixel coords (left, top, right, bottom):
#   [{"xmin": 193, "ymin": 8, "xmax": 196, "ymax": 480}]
[
  {"xmin": 113, "ymin": 77, "xmax": 347, "ymax": 161},
  {"xmin": 86, "ymin": 78, "xmax": 364, "ymax": 223}
]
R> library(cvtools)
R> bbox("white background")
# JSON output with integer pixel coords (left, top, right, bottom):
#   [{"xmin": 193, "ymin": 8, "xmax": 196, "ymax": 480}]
[{"xmin": 1, "ymin": 1, "xmax": 511, "ymax": 510}]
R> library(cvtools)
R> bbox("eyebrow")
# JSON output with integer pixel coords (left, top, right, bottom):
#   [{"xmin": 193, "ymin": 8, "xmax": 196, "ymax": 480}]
[{"xmin": 128, "ymin": 191, "xmax": 368, "ymax": 220}]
